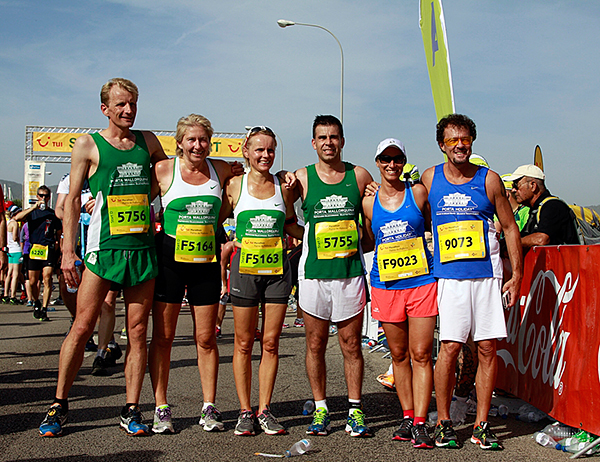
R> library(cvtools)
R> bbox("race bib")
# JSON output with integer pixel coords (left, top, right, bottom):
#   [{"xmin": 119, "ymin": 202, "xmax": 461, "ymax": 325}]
[
  {"xmin": 437, "ymin": 220, "xmax": 486, "ymax": 262},
  {"xmin": 107, "ymin": 194, "xmax": 150, "ymax": 235},
  {"xmin": 315, "ymin": 220, "xmax": 358, "ymax": 260},
  {"xmin": 239, "ymin": 237, "xmax": 283, "ymax": 275},
  {"xmin": 30, "ymin": 244, "xmax": 48, "ymax": 261},
  {"xmin": 377, "ymin": 237, "xmax": 429, "ymax": 281},
  {"xmin": 174, "ymin": 224, "xmax": 215, "ymax": 263}
]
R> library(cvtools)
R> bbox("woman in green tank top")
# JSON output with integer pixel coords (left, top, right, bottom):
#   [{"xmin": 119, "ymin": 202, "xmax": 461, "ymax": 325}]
[{"xmin": 220, "ymin": 126, "xmax": 303, "ymax": 435}]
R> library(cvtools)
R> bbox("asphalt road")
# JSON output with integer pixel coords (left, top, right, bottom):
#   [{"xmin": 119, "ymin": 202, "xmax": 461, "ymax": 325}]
[{"xmin": 0, "ymin": 296, "xmax": 576, "ymax": 462}]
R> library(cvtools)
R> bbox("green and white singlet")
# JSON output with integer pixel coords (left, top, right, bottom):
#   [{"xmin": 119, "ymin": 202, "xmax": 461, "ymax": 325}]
[
  {"xmin": 160, "ymin": 157, "xmax": 221, "ymax": 263},
  {"xmin": 86, "ymin": 131, "xmax": 153, "ymax": 252},
  {"xmin": 234, "ymin": 175, "xmax": 286, "ymax": 275},
  {"xmin": 299, "ymin": 162, "xmax": 364, "ymax": 280}
]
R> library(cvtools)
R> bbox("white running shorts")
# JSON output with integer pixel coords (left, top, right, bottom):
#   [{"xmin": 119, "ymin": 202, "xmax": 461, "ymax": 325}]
[{"xmin": 299, "ymin": 275, "xmax": 366, "ymax": 323}]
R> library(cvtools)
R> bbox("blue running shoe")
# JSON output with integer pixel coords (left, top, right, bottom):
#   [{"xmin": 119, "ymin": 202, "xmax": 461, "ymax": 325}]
[
  {"xmin": 306, "ymin": 407, "xmax": 331, "ymax": 436},
  {"xmin": 39, "ymin": 404, "xmax": 67, "ymax": 437},
  {"xmin": 120, "ymin": 405, "xmax": 149, "ymax": 436},
  {"xmin": 345, "ymin": 409, "xmax": 373, "ymax": 437}
]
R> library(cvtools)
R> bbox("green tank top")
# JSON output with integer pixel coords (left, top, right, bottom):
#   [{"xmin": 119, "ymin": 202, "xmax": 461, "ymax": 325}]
[
  {"xmin": 301, "ymin": 162, "xmax": 364, "ymax": 279},
  {"xmin": 86, "ymin": 130, "xmax": 154, "ymax": 251}
]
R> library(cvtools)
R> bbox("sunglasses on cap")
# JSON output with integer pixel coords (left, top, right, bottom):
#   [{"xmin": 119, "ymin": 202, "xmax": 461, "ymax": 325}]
[
  {"xmin": 443, "ymin": 136, "xmax": 473, "ymax": 147},
  {"xmin": 376, "ymin": 153, "xmax": 406, "ymax": 164},
  {"xmin": 244, "ymin": 126, "xmax": 275, "ymax": 147}
]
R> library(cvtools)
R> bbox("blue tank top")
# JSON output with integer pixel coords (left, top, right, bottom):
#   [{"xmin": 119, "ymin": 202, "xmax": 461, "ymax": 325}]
[
  {"xmin": 370, "ymin": 184, "xmax": 435, "ymax": 289},
  {"xmin": 429, "ymin": 164, "xmax": 502, "ymax": 279}
]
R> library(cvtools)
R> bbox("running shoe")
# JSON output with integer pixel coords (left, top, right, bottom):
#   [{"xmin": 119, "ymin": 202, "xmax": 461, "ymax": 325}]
[
  {"xmin": 306, "ymin": 407, "xmax": 331, "ymax": 436},
  {"xmin": 433, "ymin": 419, "xmax": 459, "ymax": 448},
  {"xmin": 293, "ymin": 318, "xmax": 305, "ymax": 328},
  {"xmin": 329, "ymin": 325, "xmax": 338, "ymax": 335},
  {"xmin": 152, "ymin": 405, "xmax": 174, "ymax": 434},
  {"xmin": 105, "ymin": 343, "xmax": 122, "ymax": 367},
  {"xmin": 120, "ymin": 327, "xmax": 127, "ymax": 340},
  {"xmin": 26, "ymin": 300, "xmax": 33, "ymax": 308},
  {"xmin": 234, "ymin": 410, "xmax": 256, "ymax": 436},
  {"xmin": 39, "ymin": 308, "xmax": 50, "ymax": 322},
  {"xmin": 200, "ymin": 405, "xmax": 225, "ymax": 432},
  {"xmin": 377, "ymin": 372, "xmax": 395, "ymax": 390},
  {"xmin": 216, "ymin": 326, "xmax": 222, "ymax": 339},
  {"xmin": 471, "ymin": 421, "xmax": 501, "ymax": 450},
  {"xmin": 91, "ymin": 356, "xmax": 109, "ymax": 376},
  {"xmin": 257, "ymin": 408, "xmax": 286, "ymax": 435},
  {"xmin": 32, "ymin": 300, "xmax": 42, "ymax": 320},
  {"xmin": 411, "ymin": 423, "xmax": 434, "ymax": 449},
  {"xmin": 39, "ymin": 403, "xmax": 68, "ymax": 437},
  {"xmin": 392, "ymin": 417, "xmax": 413, "ymax": 441},
  {"xmin": 9, "ymin": 297, "xmax": 20, "ymax": 305},
  {"xmin": 282, "ymin": 322, "xmax": 290, "ymax": 329},
  {"xmin": 85, "ymin": 336, "xmax": 97, "ymax": 352},
  {"xmin": 50, "ymin": 297, "xmax": 64, "ymax": 306},
  {"xmin": 345, "ymin": 409, "xmax": 373, "ymax": 437},
  {"xmin": 1, "ymin": 296, "xmax": 10, "ymax": 304},
  {"xmin": 120, "ymin": 405, "xmax": 149, "ymax": 436}
]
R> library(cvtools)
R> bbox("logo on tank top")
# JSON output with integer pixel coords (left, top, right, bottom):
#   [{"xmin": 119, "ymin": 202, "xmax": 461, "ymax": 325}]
[
  {"xmin": 116, "ymin": 162, "xmax": 144, "ymax": 178},
  {"xmin": 185, "ymin": 200, "xmax": 214, "ymax": 216},
  {"xmin": 378, "ymin": 220, "xmax": 417, "ymax": 243},
  {"xmin": 112, "ymin": 162, "xmax": 149, "ymax": 187},
  {"xmin": 437, "ymin": 192, "xmax": 478, "ymax": 215},
  {"xmin": 314, "ymin": 194, "xmax": 355, "ymax": 218},
  {"xmin": 249, "ymin": 214, "xmax": 277, "ymax": 229}
]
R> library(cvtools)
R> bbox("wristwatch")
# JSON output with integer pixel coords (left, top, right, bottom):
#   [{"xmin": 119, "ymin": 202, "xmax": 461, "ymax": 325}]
[{"xmin": 0, "ymin": 247, "xmax": 8, "ymax": 253}]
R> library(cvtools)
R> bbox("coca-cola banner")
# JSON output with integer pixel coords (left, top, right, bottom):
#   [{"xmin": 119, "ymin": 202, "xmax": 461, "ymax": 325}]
[{"xmin": 497, "ymin": 245, "xmax": 600, "ymax": 434}]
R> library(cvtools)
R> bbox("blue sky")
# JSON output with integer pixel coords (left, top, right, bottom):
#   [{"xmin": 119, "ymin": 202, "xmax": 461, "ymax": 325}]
[{"xmin": 1, "ymin": 0, "xmax": 599, "ymax": 205}]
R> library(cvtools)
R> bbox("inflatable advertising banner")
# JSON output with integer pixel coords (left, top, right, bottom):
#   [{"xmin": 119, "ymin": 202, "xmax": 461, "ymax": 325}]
[{"xmin": 497, "ymin": 245, "xmax": 600, "ymax": 434}]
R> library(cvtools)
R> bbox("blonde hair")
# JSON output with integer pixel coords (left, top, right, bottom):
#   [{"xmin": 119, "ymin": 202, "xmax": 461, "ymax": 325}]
[
  {"xmin": 175, "ymin": 114, "xmax": 214, "ymax": 157},
  {"xmin": 100, "ymin": 78, "xmax": 139, "ymax": 105}
]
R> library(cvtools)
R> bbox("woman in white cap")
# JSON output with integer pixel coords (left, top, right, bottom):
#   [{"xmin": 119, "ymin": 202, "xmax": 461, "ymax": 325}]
[
  {"xmin": 4, "ymin": 205, "xmax": 23, "ymax": 304},
  {"xmin": 362, "ymin": 138, "xmax": 437, "ymax": 449}
]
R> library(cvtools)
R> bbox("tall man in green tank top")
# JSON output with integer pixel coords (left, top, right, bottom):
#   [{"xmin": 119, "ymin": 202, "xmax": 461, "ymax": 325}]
[
  {"xmin": 38, "ymin": 78, "xmax": 168, "ymax": 437},
  {"xmin": 295, "ymin": 115, "xmax": 374, "ymax": 437}
]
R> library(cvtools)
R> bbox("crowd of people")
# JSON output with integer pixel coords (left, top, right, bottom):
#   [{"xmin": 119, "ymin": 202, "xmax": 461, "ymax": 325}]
[{"xmin": 0, "ymin": 77, "xmax": 582, "ymax": 449}]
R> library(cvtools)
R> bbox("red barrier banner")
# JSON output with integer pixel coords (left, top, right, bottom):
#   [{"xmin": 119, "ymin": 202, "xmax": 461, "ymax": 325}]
[{"xmin": 497, "ymin": 245, "xmax": 600, "ymax": 434}]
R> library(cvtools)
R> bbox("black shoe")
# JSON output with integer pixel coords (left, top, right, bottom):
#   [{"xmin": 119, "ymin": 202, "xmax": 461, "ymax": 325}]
[
  {"xmin": 38, "ymin": 307, "xmax": 50, "ymax": 322},
  {"xmin": 85, "ymin": 336, "xmax": 97, "ymax": 352},
  {"xmin": 434, "ymin": 419, "xmax": 459, "ymax": 448},
  {"xmin": 105, "ymin": 343, "xmax": 122, "ymax": 367},
  {"xmin": 91, "ymin": 356, "xmax": 109, "ymax": 376},
  {"xmin": 392, "ymin": 417, "xmax": 413, "ymax": 441},
  {"xmin": 33, "ymin": 300, "xmax": 42, "ymax": 320}
]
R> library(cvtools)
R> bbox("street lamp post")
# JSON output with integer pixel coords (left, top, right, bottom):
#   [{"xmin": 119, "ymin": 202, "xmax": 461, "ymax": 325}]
[{"xmin": 277, "ymin": 19, "xmax": 344, "ymax": 125}]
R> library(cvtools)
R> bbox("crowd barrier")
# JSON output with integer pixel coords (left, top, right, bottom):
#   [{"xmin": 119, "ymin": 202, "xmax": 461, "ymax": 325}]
[{"xmin": 496, "ymin": 244, "xmax": 600, "ymax": 435}]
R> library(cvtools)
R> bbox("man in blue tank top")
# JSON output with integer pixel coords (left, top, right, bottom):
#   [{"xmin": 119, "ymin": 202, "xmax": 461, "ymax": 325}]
[{"xmin": 422, "ymin": 114, "xmax": 522, "ymax": 450}]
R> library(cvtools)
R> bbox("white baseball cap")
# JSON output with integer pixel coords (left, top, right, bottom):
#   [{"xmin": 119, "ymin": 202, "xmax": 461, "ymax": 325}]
[
  {"xmin": 375, "ymin": 138, "xmax": 406, "ymax": 161},
  {"xmin": 504, "ymin": 164, "xmax": 545, "ymax": 182}
]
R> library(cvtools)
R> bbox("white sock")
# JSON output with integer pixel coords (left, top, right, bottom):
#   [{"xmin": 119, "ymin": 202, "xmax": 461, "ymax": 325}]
[
  {"xmin": 315, "ymin": 399, "xmax": 328, "ymax": 412},
  {"xmin": 202, "ymin": 402, "xmax": 215, "ymax": 411}
]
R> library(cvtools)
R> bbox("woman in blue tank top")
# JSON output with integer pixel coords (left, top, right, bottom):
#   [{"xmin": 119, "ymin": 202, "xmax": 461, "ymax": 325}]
[{"xmin": 362, "ymin": 139, "xmax": 438, "ymax": 449}]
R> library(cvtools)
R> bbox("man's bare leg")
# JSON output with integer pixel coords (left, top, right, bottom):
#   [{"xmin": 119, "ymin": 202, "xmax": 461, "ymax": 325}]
[
  {"xmin": 56, "ymin": 270, "xmax": 111, "ymax": 399},
  {"xmin": 303, "ymin": 312, "xmax": 330, "ymax": 401},
  {"xmin": 336, "ymin": 312, "xmax": 364, "ymax": 401},
  {"xmin": 434, "ymin": 340, "xmax": 463, "ymax": 422},
  {"xmin": 123, "ymin": 278, "xmax": 155, "ymax": 404}
]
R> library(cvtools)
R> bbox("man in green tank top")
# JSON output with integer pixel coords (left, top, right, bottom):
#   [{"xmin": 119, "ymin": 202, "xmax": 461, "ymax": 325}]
[
  {"xmin": 39, "ymin": 78, "xmax": 168, "ymax": 437},
  {"xmin": 295, "ymin": 115, "xmax": 374, "ymax": 437}
]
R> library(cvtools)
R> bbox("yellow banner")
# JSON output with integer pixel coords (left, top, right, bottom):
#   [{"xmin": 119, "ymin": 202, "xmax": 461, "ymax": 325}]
[
  {"xmin": 419, "ymin": 0, "xmax": 455, "ymax": 121},
  {"xmin": 32, "ymin": 132, "xmax": 243, "ymax": 158}
]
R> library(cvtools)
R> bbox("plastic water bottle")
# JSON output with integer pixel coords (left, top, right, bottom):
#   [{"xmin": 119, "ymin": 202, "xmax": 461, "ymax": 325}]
[
  {"xmin": 302, "ymin": 400, "xmax": 315, "ymax": 415},
  {"xmin": 285, "ymin": 439, "xmax": 312, "ymax": 457},
  {"xmin": 498, "ymin": 404, "xmax": 509, "ymax": 419},
  {"xmin": 541, "ymin": 422, "xmax": 578, "ymax": 439},
  {"xmin": 516, "ymin": 404, "xmax": 547, "ymax": 422},
  {"xmin": 556, "ymin": 441, "xmax": 599, "ymax": 455},
  {"xmin": 533, "ymin": 431, "xmax": 558, "ymax": 448},
  {"xmin": 66, "ymin": 261, "xmax": 83, "ymax": 293}
]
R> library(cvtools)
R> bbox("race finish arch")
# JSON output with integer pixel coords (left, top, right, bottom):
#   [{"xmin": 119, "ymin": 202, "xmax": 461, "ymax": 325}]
[{"xmin": 24, "ymin": 125, "xmax": 245, "ymax": 205}]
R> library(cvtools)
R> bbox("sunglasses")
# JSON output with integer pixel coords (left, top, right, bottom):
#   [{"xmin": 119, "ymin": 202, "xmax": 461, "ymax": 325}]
[
  {"xmin": 512, "ymin": 177, "xmax": 528, "ymax": 190},
  {"xmin": 443, "ymin": 136, "xmax": 473, "ymax": 147},
  {"xmin": 376, "ymin": 153, "xmax": 406, "ymax": 165},
  {"xmin": 38, "ymin": 193, "xmax": 50, "ymax": 198},
  {"xmin": 244, "ymin": 126, "xmax": 275, "ymax": 147}
]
